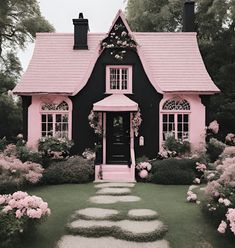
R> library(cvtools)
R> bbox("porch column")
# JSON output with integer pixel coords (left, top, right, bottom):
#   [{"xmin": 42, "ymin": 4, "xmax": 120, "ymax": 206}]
[{"xmin": 102, "ymin": 112, "xmax": 106, "ymax": 164}]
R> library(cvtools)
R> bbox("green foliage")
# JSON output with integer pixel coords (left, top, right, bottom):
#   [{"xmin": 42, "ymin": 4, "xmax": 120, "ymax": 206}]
[
  {"xmin": 0, "ymin": 210, "xmax": 23, "ymax": 248},
  {"xmin": 207, "ymin": 138, "xmax": 226, "ymax": 162},
  {"xmin": 0, "ymin": 94, "xmax": 22, "ymax": 140},
  {"xmin": 164, "ymin": 135, "xmax": 191, "ymax": 155},
  {"xmin": 126, "ymin": 0, "xmax": 235, "ymax": 138},
  {"xmin": 42, "ymin": 156, "xmax": 94, "ymax": 184},
  {"xmin": 38, "ymin": 137, "xmax": 74, "ymax": 156},
  {"xmin": 150, "ymin": 158, "xmax": 197, "ymax": 185}
]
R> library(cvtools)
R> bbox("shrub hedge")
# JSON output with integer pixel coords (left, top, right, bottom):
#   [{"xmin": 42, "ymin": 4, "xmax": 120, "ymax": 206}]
[
  {"xmin": 150, "ymin": 158, "xmax": 197, "ymax": 185},
  {"xmin": 42, "ymin": 156, "xmax": 94, "ymax": 184}
]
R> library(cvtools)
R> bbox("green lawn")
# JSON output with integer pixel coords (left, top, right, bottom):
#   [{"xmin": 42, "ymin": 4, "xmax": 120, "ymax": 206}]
[{"xmin": 22, "ymin": 183, "xmax": 234, "ymax": 248}]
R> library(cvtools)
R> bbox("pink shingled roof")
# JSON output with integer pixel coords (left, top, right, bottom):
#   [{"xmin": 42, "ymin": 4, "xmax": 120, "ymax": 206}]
[{"xmin": 13, "ymin": 12, "xmax": 219, "ymax": 95}]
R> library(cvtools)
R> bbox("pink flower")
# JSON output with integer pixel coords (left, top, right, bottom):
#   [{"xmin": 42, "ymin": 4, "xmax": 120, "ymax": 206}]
[
  {"xmin": 226, "ymin": 208, "xmax": 235, "ymax": 235},
  {"xmin": 0, "ymin": 196, "xmax": 6, "ymax": 205},
  {"xmin": 16, "ymin": 209, "xmax": 23, "ymax": 219},
  {"xmin": 217, "ymin": 220, "xmax": 227, "ymax": 234},
  {"xmin": 139, "ymin": 169, "xmax": 148, "ymax": 179},
  {"xmin": 208, "ymin": 120, "xmax": 219, "ymax": 134},
  {"xmin": 196, "ymin": 162, "xmax": 207, "ymax": 172},
  {"xmin": 2, "ymin": 205, "xmax": 12, "ymax": 213},
  {"xmin": 223, "ymin": 199, "xmax": 231, "ymax": 207}
]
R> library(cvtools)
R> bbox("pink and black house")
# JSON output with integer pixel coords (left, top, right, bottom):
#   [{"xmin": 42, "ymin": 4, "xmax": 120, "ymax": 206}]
[{"xmin": 13, "ymin": 2, "xmax": 219, "ymax": 181}]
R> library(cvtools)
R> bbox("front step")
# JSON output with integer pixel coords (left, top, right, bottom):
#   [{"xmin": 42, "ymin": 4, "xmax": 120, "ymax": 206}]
[{"xmin": 95, "ymin": 164, "xmax": 135, "ymax": 182}]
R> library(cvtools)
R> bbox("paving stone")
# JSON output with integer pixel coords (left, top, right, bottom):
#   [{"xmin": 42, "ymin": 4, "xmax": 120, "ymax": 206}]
[
  {"xmin": 76, "ymin": 208, "xmax": 119, "ymax": 219},
  {"xmin": 94, "ymin": 183, "xmax": 135, "ymax": 188},
  {"xmin": 96, "ymin": 187, "xmax": 131, "ymax": 195},
  {"xmin": 128, "ymin": 209, "xmax": 158, "ymax": 219},
  {"xmin": 58, "ymin": 235, "xmax": 170, "ymax": 248},
  {"xmin": 89, "ymin": 195, "xmax": 141, "ymax": 204},
  {"xmin": 70, "ymin": 219, "xmax": 165, "ymax": 235}
]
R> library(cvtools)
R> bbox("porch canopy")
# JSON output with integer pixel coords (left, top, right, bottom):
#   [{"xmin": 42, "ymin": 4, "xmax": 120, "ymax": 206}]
[{"xmin": 93, "ymin": 94, "xmax": 138, "ymax": 112}]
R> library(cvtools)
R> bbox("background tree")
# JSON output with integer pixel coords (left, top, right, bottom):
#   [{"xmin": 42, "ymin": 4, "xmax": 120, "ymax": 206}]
[
  {"xmin": 0, "ymin": 0, "xmax": 54, "ymax": 140},
  {"xmin": 126, "ymin": 0, "xmax": 235, "ymax": 138}
]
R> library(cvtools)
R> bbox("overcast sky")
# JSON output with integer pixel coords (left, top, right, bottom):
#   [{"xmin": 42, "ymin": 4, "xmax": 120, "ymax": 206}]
[{"xmin": 19, "ymin": 0, "xmax": 127, "ymax": 70}]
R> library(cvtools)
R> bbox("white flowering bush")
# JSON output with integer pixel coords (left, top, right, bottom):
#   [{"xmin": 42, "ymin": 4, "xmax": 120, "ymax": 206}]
[
  {"xmin": 186, "ymin": 190, "xmax": 197, "ymax": 203},
  {"xmin": 38, "ymin": 136, "xmax": 74, "ymax": 159},
  {"xmin": 88, "ymin": 110, "xmax": 102, "ymax": 136},
  {"xmin": 0, "ymin": 155, "xmax": 44, "ymax": 194},
  {"xmin": 0, "ymin": 191, "xmax": 50, "ymax": 247},
  {"xmin": 131, "ymin": 109, "xmax": 142, "ymax": 137}
]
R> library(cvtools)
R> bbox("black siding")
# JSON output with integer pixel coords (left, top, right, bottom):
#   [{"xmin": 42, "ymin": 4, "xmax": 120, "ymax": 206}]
[
  {"xmin": 70, "ymin": 49, "xmax": 162, "ymax": 159},
  {"xmin": 21, "ymin": 96, "xmax": 32, "ymax": 141}
]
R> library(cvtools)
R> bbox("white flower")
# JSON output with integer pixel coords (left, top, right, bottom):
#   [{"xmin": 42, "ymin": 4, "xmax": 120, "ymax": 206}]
[
  {"xmin": 193, "ymin": 178, "xmax": 200, "ymax": 184},
  {"xmin": 223, "ymin": 199, "xmax": 231, "ymax": 206},
  {"xmin": 218, "ymin": 198, "xmax": 224, "ymax": 204}
]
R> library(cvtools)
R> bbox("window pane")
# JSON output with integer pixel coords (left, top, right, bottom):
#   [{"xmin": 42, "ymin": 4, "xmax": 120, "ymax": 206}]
[
  {"xmin": 110, "ymin": 68, "xmax": 120, "ymax": 89},
  {"xmin": 178, "ymin": 114, "xmax": 182, "ymax": 122},
  {"xmin": 55, "ymin": 123, "xmax": 61, "ymax": 131},
  {"xmin": 169, "ymin": 114, "xmax": 174, "ymax": 122},
  {"xmin": 163, "ymin": 114, "xmax": 167, "ymax": 122},
  {"xmin": 184, "ymin": 114, "xmax": 189, "ymax": 122},
  {"xmin": 178, "ymin": 123, "xmax": 182, "ymax": 131},
  {"xmin": 62, "ymin": 123, "xmax": 68, "ymax": 131},
  {"xmin": 184, "ymin": 124, "xmax": 189, "ymax": 131},
  {"xmin": 42, "ymin": 132, "xmax": 47, "ymax": 137},
  {"xmin": 163, "ymin": 124, "xmax": 167, "ymax": 132},
  {"xmin": 42, "ymin": 123, "xmax": 46, "ymax": 132},
  {"xmin": 178, "ymin": 132, "xmax": 182, "ymax": 140},
  {"xmin": 121, "ymin": 69, "xmax": 128, "ymax": 90},
  {"xmin": 48, "ymin": 123, "xmax": 53, "ymax": 132},
  {"xmin": 41, "ymin": 114, "xmax": 46, "ymax": 122},
  {"xmin": 56, "ymin": 114, "xmax": 61, "ymax": 122},
  {"xmin": 48, "ymin": 114, "xmax": 53, "ymax": 122},
  {"xmin": 62, "ymin": 114, "xmax": 68, "ymax": 122}
]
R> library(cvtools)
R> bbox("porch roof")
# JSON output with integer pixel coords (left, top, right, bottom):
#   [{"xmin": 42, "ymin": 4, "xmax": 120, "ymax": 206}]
[{"xmin": 93, "ymin": 94, "xmax": 138, "ymax": 112}]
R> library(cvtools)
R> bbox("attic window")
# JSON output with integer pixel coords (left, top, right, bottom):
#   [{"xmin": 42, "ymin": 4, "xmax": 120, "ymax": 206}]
[{"xmin": 106, "ymin": 65, "xmax": 132, "ymax": 93}]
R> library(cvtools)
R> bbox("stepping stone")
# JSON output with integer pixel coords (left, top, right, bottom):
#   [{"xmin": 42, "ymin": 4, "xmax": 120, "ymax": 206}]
[
  {"xmin": 95, "ymin": 183, "xmax": 135, "ymax": 188},
  {"xmin": 128, "ymin": 209, "xmax": 158, "ymax": 219},
  {"xmin": 96, "ymin": 187, "xmax": 131, "ymax": 195},
  {"xmin": 70, "ymin": 219, "xmax": 165, "ymax": 234},
  {"xmin": 89, "ymin": 195, "xmax": 141, "ymax": 204},
  {"xmin": 58, "ymin": 235, "xmax": 170, "ymax": 248},
  {"xmin": 76, "ymin": 208, "xmax": 119, "ymax": 219}
]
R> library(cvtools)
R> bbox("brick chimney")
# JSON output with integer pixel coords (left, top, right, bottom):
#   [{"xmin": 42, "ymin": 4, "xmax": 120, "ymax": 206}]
[
  {"xmin": 73, "ymin": 13, "xmax": 89, "ymax": 50},
  {"xmin": 183, "ymin": 1, "xmax": 195, "ymax": 32}
]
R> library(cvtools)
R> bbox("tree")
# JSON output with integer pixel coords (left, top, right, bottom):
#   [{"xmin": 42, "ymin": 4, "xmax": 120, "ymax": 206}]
[
  {"xmin": 0, "ymin": 0, "xmax": 54, "ymax": 140},
  {"xmin": 126, "ymin": 0, "xmax": 235, "ymax": 137}
]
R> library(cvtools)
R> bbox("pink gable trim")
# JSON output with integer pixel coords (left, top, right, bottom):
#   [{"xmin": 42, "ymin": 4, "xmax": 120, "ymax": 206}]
[{"xmin": 93, "ymin": 94, "xmax": 138, "ymax": 112}]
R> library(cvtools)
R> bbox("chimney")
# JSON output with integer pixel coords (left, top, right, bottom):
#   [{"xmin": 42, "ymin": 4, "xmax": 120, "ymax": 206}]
[
  {"xmin": 183, "ymin": 1, "xmax": 195, "ymax": 32},
  {"xmin": 73, "ymin": 13, "xmax": 88, "ymax": 50}
]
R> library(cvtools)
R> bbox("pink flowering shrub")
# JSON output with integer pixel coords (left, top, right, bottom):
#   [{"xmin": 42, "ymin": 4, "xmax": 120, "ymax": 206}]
[
  {"xmin": 136, "ymin": 161, "xmax": 152, "ymax": 180},
  {"xmin": 225, "ymin": 133, "xmax": 235, "ymax": 146},
  {"xmin": 0, "ymin": 191, "xmax": 50, "ymax": 247},
  {"xmin": 203, "ymin": 149, "xmax": 235, "ymax": 236},
  {"xmin": 186, "ymin": 190, "xmax": 197, "ymax": 203},
  {"xmin": 0, "ymin": 155, "xmax": 44, "ymax": 193},
  {"xmin": 207, "ymin": 120, "xmax": 219, "ymax": 134}
]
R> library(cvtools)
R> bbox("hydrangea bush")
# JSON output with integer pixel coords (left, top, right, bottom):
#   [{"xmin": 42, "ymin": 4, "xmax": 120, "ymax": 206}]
[
  {"xmin": 0, "ymin": 191, "xmax": 50, "ymax": 247},
  {"xmin": 0, "ymin": 155, "xmax": 44, "ymax": 194}
]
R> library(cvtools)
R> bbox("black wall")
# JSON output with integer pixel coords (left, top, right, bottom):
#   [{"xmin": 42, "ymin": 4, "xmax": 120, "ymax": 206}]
[
  {"xmin": 21, "ymin": 96, "xmax": 32, "ymax": 141},
  {"xmin": 70, "ymin": 49, "xmax": 162, "ymax": 159}
]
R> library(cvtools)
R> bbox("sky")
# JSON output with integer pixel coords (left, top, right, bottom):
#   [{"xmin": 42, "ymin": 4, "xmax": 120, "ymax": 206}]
[{"xmin": 19, "ymin": 0, "xmax": 127, "ymax": 70}]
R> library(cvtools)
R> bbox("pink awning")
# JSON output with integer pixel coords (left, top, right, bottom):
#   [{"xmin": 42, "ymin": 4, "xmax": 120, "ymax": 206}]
[{"xmin": 93, "ymin": 94, "xmax": 138, "ymax": 112}]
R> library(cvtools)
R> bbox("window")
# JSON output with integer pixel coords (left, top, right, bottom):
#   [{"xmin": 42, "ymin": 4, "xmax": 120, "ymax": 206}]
[
  {"xmin": 106, "ymin": 65, "xmax": 132, "ymax": 93},
  {"xmin": 41, "ymin": 101, "xmax": 69, "ymax": 138},
  {"xmin": 161, "ymin": 98, "xmax": 190, "ymax": 142}
]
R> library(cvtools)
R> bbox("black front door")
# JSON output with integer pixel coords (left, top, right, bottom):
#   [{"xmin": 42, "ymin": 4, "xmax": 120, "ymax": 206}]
[{"xmin": 106, "ymin": 112, "xmax": 130, "ymax": 164}]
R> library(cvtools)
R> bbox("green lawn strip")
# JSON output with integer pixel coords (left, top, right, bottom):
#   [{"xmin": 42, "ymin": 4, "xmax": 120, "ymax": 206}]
[
  {"xmin": 21, "ymin": 183, "xmax": 234, "ymax": 248},
  {"xmin": 66, "ymin": 224, "xmax": 168, "ymax": 242}
]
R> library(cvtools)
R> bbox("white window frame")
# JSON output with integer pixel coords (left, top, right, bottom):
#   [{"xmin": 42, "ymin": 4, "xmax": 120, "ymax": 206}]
[
  {"xmin": 106, "ymin": 65, "xmax": 132, "ymax": 94},
  {"xmin": 40, "ymin": 101, "xmax": 71, "ymax": 139},
  {"xmin": 160, "ymin": 98, "xmax": 191, "ymax": 149}
]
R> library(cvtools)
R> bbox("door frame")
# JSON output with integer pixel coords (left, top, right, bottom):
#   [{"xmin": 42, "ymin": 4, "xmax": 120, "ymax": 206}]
[{"xmin": 102, "ymin": 112, "xmax": 134, "ymax": 165}]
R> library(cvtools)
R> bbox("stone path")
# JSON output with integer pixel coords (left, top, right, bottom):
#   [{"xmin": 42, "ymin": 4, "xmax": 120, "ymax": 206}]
[{"xmin": 57, "ymin": 182, "xmax": 170, "ymax": 248}]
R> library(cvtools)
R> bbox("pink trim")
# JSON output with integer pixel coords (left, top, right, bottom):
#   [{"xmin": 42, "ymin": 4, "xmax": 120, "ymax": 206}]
[
  {"xmin": 105, "ymin": 65, "xmax": 133, "ymax": 94},
  {"xmin": 102, "ymin": 112, "xmax": 106, "ymax": 164},
  {"xmin": 93, "ymin": 94, "xmax": 138, "ymax": 112}
]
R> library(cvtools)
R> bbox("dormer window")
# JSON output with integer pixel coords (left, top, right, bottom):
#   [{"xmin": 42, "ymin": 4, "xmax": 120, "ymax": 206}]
[{"xmin": 106, "ymin": 65, "xmax": 132, "ymax": 93}]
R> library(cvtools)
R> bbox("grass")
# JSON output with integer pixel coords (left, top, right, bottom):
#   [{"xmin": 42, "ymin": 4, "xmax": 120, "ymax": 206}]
[{"xmin": 22, "ymin": 183, "xmax": 234, "ymax": 248}]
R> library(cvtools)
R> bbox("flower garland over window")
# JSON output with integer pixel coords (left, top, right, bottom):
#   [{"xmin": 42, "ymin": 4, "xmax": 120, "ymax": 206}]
[
  {"xmin": 132, "ymin": 108, "xmax": 142, "ymax": 137},
  {"xmin": 88, "ymin": 110, "xmax": 102, "ymax": 135},
  {"xmin": 101, "ymin": 20, "xmax": 137, "ymax": 61}
]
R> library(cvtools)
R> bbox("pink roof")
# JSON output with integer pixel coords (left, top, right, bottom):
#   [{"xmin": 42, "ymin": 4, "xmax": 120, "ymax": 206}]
[
  {"xmin": 13, "ymin": 11, "xmax": 219, "ymax": 95},
  {"xmin": 93, "ymin": 94, "xmax": 138, "ymax": 112}
]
